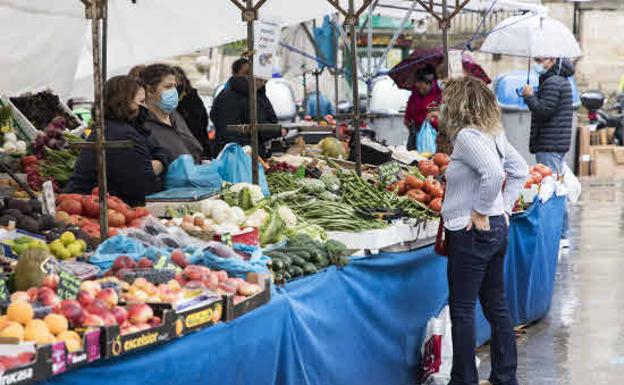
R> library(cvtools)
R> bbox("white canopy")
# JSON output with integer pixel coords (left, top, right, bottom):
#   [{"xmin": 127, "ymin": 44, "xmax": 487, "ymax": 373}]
[{"xmin": 0, "ymin": 0, "xmax": 334, "ymax": 99}]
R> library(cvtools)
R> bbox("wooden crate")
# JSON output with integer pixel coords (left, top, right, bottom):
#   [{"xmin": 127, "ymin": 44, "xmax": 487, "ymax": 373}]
[{"xmin": 589, "ymin": 145, "xmax": 624, "ymax": 177}]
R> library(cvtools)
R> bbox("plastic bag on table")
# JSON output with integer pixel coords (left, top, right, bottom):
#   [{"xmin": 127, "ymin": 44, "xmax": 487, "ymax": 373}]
[
  {"xmin": 420, "ymin": 306, "xmax": 452, "ymax": 385},
  {"xmin": 90, "ymin": 235, "xmax": 146, "ymax": 272},
  {"xmin": 200, "ymin": 242, "xmax": 270, "ymax": 278},
  {"xmin": 416, "ymin": 120, "xmax": 437, "ymax": 154},
  {"xmin": 216, "ymin": 143, "xmax": 270, "ymax": 196},
  {"xmin": 165, "ymin": 154, "xmax": 222, "ymax": 190},
  {"xmin": 121, "ymin": 216, "xmax": 210, "ymax": 250}
]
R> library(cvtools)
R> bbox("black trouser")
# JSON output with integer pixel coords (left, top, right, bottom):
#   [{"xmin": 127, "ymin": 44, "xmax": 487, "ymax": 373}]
[
  {"xmin": 446, "ymin": 216, "xmax": 518, "ymax": 385},
  {"xmin": 407, "ymin": 128, "xmax": 417, "ymax": 151}
]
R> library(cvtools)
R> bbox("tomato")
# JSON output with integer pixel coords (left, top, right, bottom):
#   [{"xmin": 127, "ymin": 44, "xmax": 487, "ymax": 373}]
[
  {"xmin": 533, "ymin": 164, "xmax": 553, "ymax": 178},
  {"xmin": 133, "ymin": 207, "xmax": 151, "ymax": 218},
  {"xmin": 429, "ymin": 198, "xmax": 443, "ymax": 212},
  {"xmin": 432, "ymin": 153, "xmax": 450, "ymax": 167},
  {"xmin": 57, "ymin": 194, "xmax": 84, "ymax": 204},
  {"xmin": 406, "ymin": 189, "xmax": 429, "ymax": 203},
  {"xmin": 524, "ymin": 179, "xmax": 533, "ymax": 189},
  {"xmin": 423, "ymin": 177, "xmax": 442, "ymax": 194},
  {"xmin": 404, "ymin": 175, "xmax": 424, "ymax": 190},
  {"xmin": 21, "ymin": 156, "xmax": 38, "ymax": 169},
  {"xmin": 429, "ymin": 186, "xmax": 444, "ymax": 199},
  {"xmin": 57, "ymin": 199, "xmax": 83, "ymax": 216},
  {"xmin": 108, "ymin": 209, "xmax": 126, "ymax": 228},
  {"xmin": 82, "ymin": 195, "xmax": 101, "ymax": 218},
  {"xmin": 424, "ymin": 164, "xmax": 440, "ymax": 177}
]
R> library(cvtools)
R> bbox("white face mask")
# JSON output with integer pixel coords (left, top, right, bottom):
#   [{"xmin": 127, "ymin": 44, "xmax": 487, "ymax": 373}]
[{"xmin": 533, "ymin": 63, "xmax": 548, "ymax": 75}]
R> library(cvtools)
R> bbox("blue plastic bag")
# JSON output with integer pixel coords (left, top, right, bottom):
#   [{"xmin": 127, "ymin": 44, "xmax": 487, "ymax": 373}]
[
  {"xmin": 416, "ymin": 120, "xmax": 437, "ymax": 154},
  {"xmin": 89, "ymin": 236, "xmax": 147, "ymax": 272},
  {"xmin": 165, "ymin": 155, "xmax": 222, "ymax": 190},
  {"xmin": 217, "ymin": 143, "xmax": 270, "ymax": 196},
  {"xmin": 199, "ymin": 243, "xmax": 270, "ymax": 278}
]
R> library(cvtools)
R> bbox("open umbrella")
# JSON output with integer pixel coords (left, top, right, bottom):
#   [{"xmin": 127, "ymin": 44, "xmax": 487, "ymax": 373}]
[
  {"xmin": 388, "ymin": 47, "xmax": 491, "ymax": 90},
  {"xmin": 480, "ymin": 13, "xmax": 581, "ymax": 83}
]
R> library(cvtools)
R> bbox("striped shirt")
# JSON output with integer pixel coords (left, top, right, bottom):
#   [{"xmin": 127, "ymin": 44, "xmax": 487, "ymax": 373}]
[{"xmin": 442, "ymin": 128, "xmax": 529, "ymax": 231}]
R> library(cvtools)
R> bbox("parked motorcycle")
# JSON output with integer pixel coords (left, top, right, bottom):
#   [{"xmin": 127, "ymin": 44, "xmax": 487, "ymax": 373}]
[{"xmin": 580, "ymin": 91, "xmax": 624, "ymax": 145}]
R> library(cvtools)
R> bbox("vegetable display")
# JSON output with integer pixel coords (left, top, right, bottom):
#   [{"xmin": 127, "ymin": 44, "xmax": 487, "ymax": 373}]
[{"xmin": 10, "ymin": 91, "xmax": 80, "ymax": 131}]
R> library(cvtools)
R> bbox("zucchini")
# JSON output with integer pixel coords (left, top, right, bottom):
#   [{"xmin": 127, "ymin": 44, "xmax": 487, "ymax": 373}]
[
  {"xmin": 291, "ymin": 266, "xmax": 304, "ymax": 278},
  {"xmin": 302, "ymin": 263, "xmax": 318, "ymax": 275},
  {"xmin": 290, "ymin": 255, "xmax": 306, "ymax": 268},
  {"xmin": 272, "ymin": 259, "xmax": 285, "ymax": 271},
  {"xmin": 315, "ymin": 256, "xmax": 329, "ymax": 268}
]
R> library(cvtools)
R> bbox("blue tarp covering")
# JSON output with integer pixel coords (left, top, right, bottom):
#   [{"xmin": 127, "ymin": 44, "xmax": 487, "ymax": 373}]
[
  {"xmin": 44, "ymin": 197, "xmax": 564, "ymax": 385},
  {"xmin": 494, "ymin": 70, "xmax": 581, "ymax": 111}
]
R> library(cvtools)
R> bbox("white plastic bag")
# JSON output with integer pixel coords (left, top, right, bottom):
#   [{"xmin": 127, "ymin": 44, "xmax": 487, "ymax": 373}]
[
  {"xmin": 562, "ymin": 164, "xmax": 581, "ymax": 203},
  {"xmin": 420, "ymin": 306, "xmax": 452, "ymax": 385}
]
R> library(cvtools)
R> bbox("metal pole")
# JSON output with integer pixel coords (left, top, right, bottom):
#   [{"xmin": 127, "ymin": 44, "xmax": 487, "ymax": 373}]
[
  {"xmin": 246, "ymin": 0, "xmax": 259, "ymax": 185},
  {"xmin": 366, "ymin": 1, "xmax": 373, "ymax": 109},
  {"xmin": 302, "ymin": 71, "xmax": 308, "ymax": 116},
  {"xmin": 315, "ymin": 70, "xmax": 322, "ymax": 122},
  {"xmin": 102, "ymin": 0, "xmax": 108, "ymax": 81},
  {"xmin": 441, "ymin": 0, "xmax": 450, "ymax": 79},
  {"xmin": 349, "ymin": 0, "xmax": 362, "ymax": 174},
  {"xmin": 89, "ymin": 0, "xmax": 109, "ymax": 240},
  {"xmin": 332, "ymin": 13, "xmax": 340, "ymax": 126}
]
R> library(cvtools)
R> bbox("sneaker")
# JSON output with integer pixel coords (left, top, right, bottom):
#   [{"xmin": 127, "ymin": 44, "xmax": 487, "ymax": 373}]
[{"xmin": 560, "ymin": 239, "xmax": 570, "ymax": 249}]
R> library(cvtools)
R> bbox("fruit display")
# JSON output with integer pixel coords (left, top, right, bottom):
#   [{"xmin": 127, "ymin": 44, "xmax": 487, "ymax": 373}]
[
  {"xmin": 0, "ymin": 349, "xmax": 36, "ymax": 372},
  {"xmin": 48, "ymin": 231, "xmax": 88, "ymax": 260},
  {"xmin": 1, "ymin": 235, "xmax": 48, "ymax": 258}
]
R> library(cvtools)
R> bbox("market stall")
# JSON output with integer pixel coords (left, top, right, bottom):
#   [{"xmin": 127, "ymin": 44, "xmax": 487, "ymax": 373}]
[{"xmin": 34, "ymin": 196, "xmax": 564, "ymax": 385}]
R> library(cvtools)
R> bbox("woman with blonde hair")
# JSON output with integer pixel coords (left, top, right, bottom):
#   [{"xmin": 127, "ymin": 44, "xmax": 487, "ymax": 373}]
[{"xmin": 440, "ymin": 76, "xmax": 528, "ymax": 385}]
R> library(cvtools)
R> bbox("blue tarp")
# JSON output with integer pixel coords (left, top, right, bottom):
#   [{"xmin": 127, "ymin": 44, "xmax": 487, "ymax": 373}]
[{"xmin": 44, "ymin": 197, "xmax": 565, "ymax": 385}]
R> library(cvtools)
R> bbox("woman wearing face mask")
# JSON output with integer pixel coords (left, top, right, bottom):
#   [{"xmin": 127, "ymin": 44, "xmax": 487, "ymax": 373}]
[
  {"xmin": 140, "ymin": 64, "xmax": 203, "ymax": 163},
  {"xmin": 66, "ymin": 76, "xmax": 167, "ymax": 206}
]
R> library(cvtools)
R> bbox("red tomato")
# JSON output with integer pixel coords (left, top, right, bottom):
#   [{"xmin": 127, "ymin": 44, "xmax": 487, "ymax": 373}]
[
  {"xmin": 406, "ymin": 189, "xmax": 429, "ymax": 203},
  {"xmin": 432, "ymin": 153, "xmax": 450, "ymax": 167},
  {"xmin": 531, "ymin": 172, "xmax": 543, "ymax": 184},
  {"xmin": 429, "ymin": 198, "xmax": 443, "ymax": 212},
  {"xmin": 423, "ymin": 177, "xmax": 442, "ymax": 194},
  {"xmin": 404, "ymin": 175, "xmax": 424, "ymax": 190}
]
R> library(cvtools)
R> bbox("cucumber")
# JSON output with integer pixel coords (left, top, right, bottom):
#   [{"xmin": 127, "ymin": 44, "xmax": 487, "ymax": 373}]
[
  {"xmin": 302, "ymin": 263, "xmax": 318, "ymax": 275},
  {"xmin": 291, "ymin": 266, "xmax": 304, "ymax": 278},
  {"xmin": 315, "ymin": 256, "xmax": 329, "ymax": 268},
  {"xmin": 271, "ymin": 259, "xmax": 285, "ymax": 271},
  {"xmin": 290, "ymin": 255, "xmax": 306, "ymax": 268}
]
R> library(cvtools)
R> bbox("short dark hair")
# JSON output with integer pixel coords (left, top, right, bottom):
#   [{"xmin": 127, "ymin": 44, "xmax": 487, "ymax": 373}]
[
  {"xmin": 232, "ymin": 58, "xmax": 250, "ymax": 76},
  {"xmin": 140, "ymin": 64, "xmax": 176, "ymax": 89},
  {"xmin": 172, "ymin": 66, "xmax": 192, "ymax": 94},
  {"xmin": 104, "ymin": 76, "xmax": 143, "ymax": 122}
]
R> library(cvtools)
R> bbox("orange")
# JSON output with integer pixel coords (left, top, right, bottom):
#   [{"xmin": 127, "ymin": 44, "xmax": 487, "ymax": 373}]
[
  {"xmin": 7, "ymin": 302, "xmax": 34, "ymax": 325},
  {"xmin": 0, "ymin": 322, "xmax": 25, "ymax": 341},
  {"xmin": 44, "ymin": 314, "xmax": 68, "ymax": 336}
]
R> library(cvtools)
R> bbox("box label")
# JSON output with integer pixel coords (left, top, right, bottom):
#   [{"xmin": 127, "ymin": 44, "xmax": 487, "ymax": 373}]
[{"xmin": 57, "ymin": 268, "xmax": 81, "ymax": 300}]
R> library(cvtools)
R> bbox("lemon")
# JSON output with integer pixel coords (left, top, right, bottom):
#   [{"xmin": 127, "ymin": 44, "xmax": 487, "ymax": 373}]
[
  {"xmin": 76, "ymin": 240, "xmax": 87, "ymax": 253},
  {"xmin": 67, "ymin": 243, "xmax": 83, "ymax": 258},
  {"xmin": 58, "ymin": 247, "xmax": 72, "ymax": 260},
  {"xmin": 60, "ymin": 232, "xmax": 76, "ymax": 246}
]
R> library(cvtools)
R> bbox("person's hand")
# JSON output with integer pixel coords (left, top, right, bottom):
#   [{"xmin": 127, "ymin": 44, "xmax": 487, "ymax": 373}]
[
  {"xmin": 151, "ymin": 160, "xmax": 164, "ymax": 176},
  {"xmin": 466, "ymin": 211, "xmax": 490, "ymax": 232},
  {"xmin": 522, "ymin": 85, "xmax": 534, "ymax": 97}
]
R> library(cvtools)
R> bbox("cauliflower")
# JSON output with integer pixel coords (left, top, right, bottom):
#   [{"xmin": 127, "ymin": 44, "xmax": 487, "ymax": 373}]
[
  {"xmin": 277, "ymin": 205, "xmax": 297, "ymax": 228},
  {"xmin": 245, "ymin": 209, "xmax": 269, "ymax": 228},
  {"xmin": 229, "ymin": 183, "xmax": 264, "ymax": 204}
]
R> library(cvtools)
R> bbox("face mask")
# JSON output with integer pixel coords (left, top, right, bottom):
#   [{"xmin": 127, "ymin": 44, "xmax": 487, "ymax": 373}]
[
  {"xmin": 533, "ymin": 63, "xmax": 547, "ymax": 75},
  {"xmin": 158, "ymin": 88, "xmax": 179, "ymax": 114}
]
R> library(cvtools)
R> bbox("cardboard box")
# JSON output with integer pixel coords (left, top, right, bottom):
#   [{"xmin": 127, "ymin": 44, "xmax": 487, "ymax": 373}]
[
  {"xmin": 223, "ymin": 278, "xmax": 271, "ymax": 322},
  {"xmin": 50, "ymin": 328, "xmax": 102, "ymax": 375},
  {"xmin": 0, "ymin": 343, "xmax": 53, "ymax": 385},
  {"xmin": 152, "ymin": 296, "xmax": 224, "ymax": 337}
]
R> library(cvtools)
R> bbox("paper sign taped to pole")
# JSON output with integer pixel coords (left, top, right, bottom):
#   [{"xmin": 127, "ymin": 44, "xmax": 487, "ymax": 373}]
[
  {"xmin": 254, "ymin": 18, "xmax": 281, "ymax": 80},
  {"xmin": 448, "ymin": 50, "xmax": 464, "ymax": 79}
]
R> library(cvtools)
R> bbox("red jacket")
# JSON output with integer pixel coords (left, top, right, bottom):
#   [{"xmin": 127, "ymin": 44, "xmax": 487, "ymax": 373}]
[{"xmin": 404, "ymin": 82, "xmax": 442, "ymax": 130}]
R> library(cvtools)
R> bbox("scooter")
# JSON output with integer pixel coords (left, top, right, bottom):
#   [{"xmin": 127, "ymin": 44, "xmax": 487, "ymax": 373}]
[{"xmin": 580, "ymin": 91, "xmax": 624, "ymax": 145}]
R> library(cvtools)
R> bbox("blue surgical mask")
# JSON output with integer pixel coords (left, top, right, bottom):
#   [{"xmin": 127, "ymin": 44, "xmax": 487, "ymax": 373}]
[
  {"xmin": 158, "ymin": 88, "xmax": 179, "ymax": 114},
  {"xmin": 533, "ymin": 63, "xmax": 547, "ymax": 75}
]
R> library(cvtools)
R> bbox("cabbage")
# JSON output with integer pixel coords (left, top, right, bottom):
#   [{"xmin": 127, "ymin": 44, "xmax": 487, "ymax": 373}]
[{"xmin": 319, "ymin": 137, "xmax": 347, "ymax": 159}]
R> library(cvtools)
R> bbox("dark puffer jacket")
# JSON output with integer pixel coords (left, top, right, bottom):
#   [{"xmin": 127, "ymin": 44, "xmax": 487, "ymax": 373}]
[{"xmin": 525, "ymin": 59, "xmax": 575, "ymax": 154}]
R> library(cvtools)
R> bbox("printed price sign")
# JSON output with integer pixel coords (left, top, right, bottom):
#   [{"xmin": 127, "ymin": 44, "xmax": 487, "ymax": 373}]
[
  {"xmin": 154, "ymin": 255, "xmax": 180, "ymax": 272},
  {"xmin": 40, "ymin": 256, "xmax": 61, "ymax": 275},
  {"xmin": 57, "ymin": 268, "xmax": 81, "ymax": 300},
  {"xmin": 0, "ymin": 276, "xmax": 8, "ymax": 301},
  {"xmin": 42, "ymin": 181, "xmax": 56, "ymax": 216},
  {"xmin": 254, "ymin": 18, "xmax": 281, "ymax": 80},
  {"xmin": 378, "ymin": 161, "xmax": 402, "ymax": 185}
]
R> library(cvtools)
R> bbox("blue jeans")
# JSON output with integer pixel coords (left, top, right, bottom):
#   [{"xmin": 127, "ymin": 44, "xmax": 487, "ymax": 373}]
[
  {"xmin": 446, "ymin": 216, "xmax": 518, "ymax": 385},
  {"xmin": 535, "ymin": 152, "xmax": 569, "ymax": 239}
]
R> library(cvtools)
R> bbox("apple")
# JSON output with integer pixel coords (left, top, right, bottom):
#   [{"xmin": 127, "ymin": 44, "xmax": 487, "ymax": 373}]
[
  {"xmin": 202, "ymin": 273, "xmax": 219, "ymax": 291},
  {"xmin": 135, "ymin": 323, "xmax": 151, "ymax": 331},
  {"xmin": 121, "ymin": 325, "xmax": 139, "ymax": 335},
  {"xmin": 86, "ymin": 299, "xmax": 108, "ymax": 318},
  {"xmin": 127, "ymin": 304, "xmax": 154, "ymax": 325},
  {"xmin": 175, "ymin": 274, "xmax": 187, "ymax": 287},
  {"xmin": 38, "ymin": 290, "xmax": 61, "ymax": 307},
  {"xmin": 137, "ymin": 257, "xmax": 153, "ymax": 269},
  {"xmin": 83, "ymin": 313, "xmax": 105, "ymax": 327},
  {"xmin": 41, "ymin": 274, "xmax": 60, "ymax": 291},
  {"xmin": 113, "ymin": 255, "xmax": 136, "ymax": 271},
  {"xmin": 95, "ymin": 288, "xmax": 119, "ymax": 309},
  {"xmin": 133, "ymin": 278, "xmax": 149, "ymax": 289},
  {"xmin": 77, "ymin": 290, "xmax": 95, "ymax": 307},
  {"xmin": 143, "ymin": 283, "xmax": 157, "ymax": 296},
  {"xmin": 167, "ymin": 280, "xmax": 181, "ymax": 292},
  {"xmin": 215, "ymin": 270, "xmax": 229, "ymax": 282},
  {"xmin": 218, "ymin": 282, "xmax": 237, "ymax": 295},
  {"xmin": 101, "ymin": 312, "xmax": 117, "ymax": 326},
  {"xmin": 26, "ymin": 287, "xmax": 39, "ymax": 302},
  {"xmin": 184, "ymin": 266, "xmax": 203, "ymax": 281},
  {"xmin": 111, "ymin": 306, "xmax": 128, "ymax": 325},
  {"xmin": 60, "ymin": 302, "xmax": 86, "ymax": 327},
  {"xmin": 171, "ymin": 250, "xmax": 189, "ymax": 268},
  {"xmin": 80, "ymin": 281, "xmax": 101, "ymax": 297},
  {"xmin": 10, "ymin": 291, "xmax": 30, "ymax": 303}
]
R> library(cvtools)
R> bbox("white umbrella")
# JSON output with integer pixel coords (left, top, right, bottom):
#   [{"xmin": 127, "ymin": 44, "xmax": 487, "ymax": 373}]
[{"xmin": 480, "ymin": 13, "xmax": 582, "ymax": 59}]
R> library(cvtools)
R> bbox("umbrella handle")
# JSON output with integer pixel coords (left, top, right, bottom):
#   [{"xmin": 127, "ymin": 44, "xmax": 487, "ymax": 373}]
[{"xmin": 527, "ymin": 56, "xmax": 532, "ymax": 85}]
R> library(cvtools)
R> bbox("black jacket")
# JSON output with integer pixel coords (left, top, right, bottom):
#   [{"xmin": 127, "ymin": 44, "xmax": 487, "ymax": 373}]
[
  {"xmin": 209, "ymin": 76, "xmax": 279, "ymax": 157},
  {"xmin": 176, "ymin": 88, "xmax": 210, "ymax": 157},
  {"xmin": 65, "ymin": 119, "xmax": 164, "ymax": 206},
  {"xmin": 525, "ymin": 59, "xmax": 575, "ymax": 154}
]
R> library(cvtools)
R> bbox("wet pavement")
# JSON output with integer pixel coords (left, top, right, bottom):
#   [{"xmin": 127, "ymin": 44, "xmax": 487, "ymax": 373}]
[{"xmin": 478, "ymin": 178, "xmax": 624, "ymax": 385}]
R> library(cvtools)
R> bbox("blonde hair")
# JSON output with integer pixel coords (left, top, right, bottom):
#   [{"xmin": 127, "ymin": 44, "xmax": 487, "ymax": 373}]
[{"xmin": 440, "ymin": 76, "xmax": 502, "ymax": 139}]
